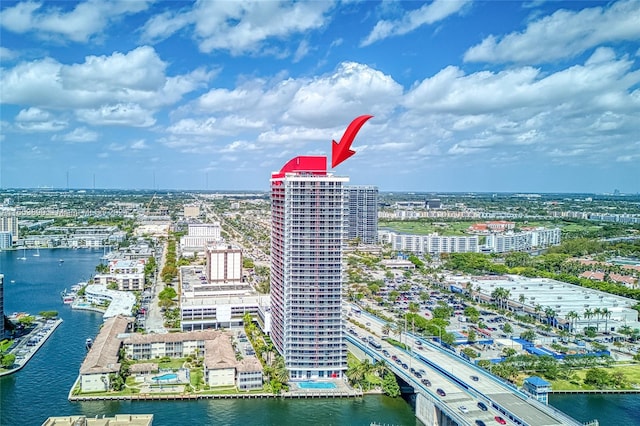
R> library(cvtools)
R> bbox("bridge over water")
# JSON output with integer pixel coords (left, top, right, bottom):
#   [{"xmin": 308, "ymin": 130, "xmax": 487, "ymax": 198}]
[{"xmin": 347, "ymin": 310, "xmax": 585, "ymax": 426}]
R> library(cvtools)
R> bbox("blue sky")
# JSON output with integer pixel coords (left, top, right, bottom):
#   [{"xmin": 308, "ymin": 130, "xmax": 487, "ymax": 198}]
[{"xmin": 1, "ymin": 0, "xmax": 639, "ymax": 193}]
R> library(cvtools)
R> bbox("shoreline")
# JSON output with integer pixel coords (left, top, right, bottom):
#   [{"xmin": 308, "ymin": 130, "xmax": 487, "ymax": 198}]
[
  {"xmin": 0, "ymin": 318, "xmax": 63, "ymax": 377},
  {"xmin": 551, "ymin": 389, "xmax": 640, "ymax": 394}
]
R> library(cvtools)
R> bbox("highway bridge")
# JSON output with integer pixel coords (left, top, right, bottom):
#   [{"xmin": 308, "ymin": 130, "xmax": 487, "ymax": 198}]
[{"xmin": 347, "ymin": 309, "xmax": 585, "ymax": 426}]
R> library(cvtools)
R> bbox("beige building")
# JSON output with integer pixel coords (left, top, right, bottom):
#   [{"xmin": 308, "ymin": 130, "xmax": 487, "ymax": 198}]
[
  {"xmin": 203, "ymin": 335, "xmax": 237, "ymax": 387},
  {"xmin": 42, "ymin": 414, "xmax": 153, "ymax": 426},
  {"xmin": 184, "ymin": 204, "xmax": 200, "ymax": 218},
  {"xmin": 79, "ymin": 316, "xmax": 132, "ymax": 392},
  {"xmin": 0, "ymin": 208, "xmax": 18, "ymax": 244}
]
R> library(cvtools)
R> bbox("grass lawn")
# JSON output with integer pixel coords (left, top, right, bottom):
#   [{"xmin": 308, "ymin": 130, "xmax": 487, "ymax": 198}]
[
  {"xmin": 549, "ymin": 364, "xmax": 640, "ymax": 391},
  {"xmin": 380, "ymin": 221, "xmax": 473, "ymax": 236},
  {"xmin": 134, "ymin": 358, "xmax": 186, "ymax": 369}
]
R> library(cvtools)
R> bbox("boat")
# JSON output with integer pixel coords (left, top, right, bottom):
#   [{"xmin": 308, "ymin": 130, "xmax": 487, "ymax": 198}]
[
  {"xmin": 61, "ymin": 288, "xmax": 77, "ymax": 304},
  {"xmin": 33, "ymin": 247, "xmax": 40, "ymax": 257},
  {"xmin": 85, "ymin": 338, "xmax": 93, "ymax": 350},
  {"xmin": 59, "ymin": 259, "xmax": 64, "ymax": 264},
  {"xmin": 18, "ymin": 248, "xmax": 27, "ymax": 261}
]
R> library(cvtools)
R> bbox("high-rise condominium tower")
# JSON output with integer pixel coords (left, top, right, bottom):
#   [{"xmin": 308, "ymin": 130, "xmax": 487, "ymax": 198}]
[
  {"xmin": 346, "ymin": 186, "xmax": 378, "ymax": 244},
  {"xmin": 270, "ymin": 156, "xmax": 348, "ymax": 380}
]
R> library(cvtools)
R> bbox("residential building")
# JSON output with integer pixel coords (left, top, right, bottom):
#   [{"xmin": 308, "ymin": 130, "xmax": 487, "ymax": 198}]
[
  {"xmin": 80, "ymin": 284, "xmax": 136, "ymax": 319},
  {"xmin": 379, "ymin": 231, "xmax": 479, "ymax": 255},
  {"xmin": 42, "ymin": 415, "xmax": 153, "ymax": 426},
  {"xmin": 184, "ymin": 204, "xmax": 200, "ymax": 218},
  {"xmin": 346, "ymin": 185, "xmax": 378, "ymax": 244},
  {"xmin": 484, "ymin": 228, "xmax": 561, "ymax": 253},
  {"xmin": 0, "ymin": 232, "xmax": 12, "ymax": 249},
  {"xmin": 0, "ymin": 208, "xmax": 18, "ymax": 244},
  {"xmin": 270, "ymin": 155, "xmax": 348, "ymax": 380},
  {"xmin": 180, "ymin": 223, "xmax": 222, "ymax": 255},
  {"xmin": 236, "ymin": 357, "xmax": 264, "ymax": 390},
  {"xmin": 79, "ymin": 315, "xmax": 132, "ymax": 392},
  {"xmin": 205, "ymin": 243, "xmax": 242, "ymax": 284}
]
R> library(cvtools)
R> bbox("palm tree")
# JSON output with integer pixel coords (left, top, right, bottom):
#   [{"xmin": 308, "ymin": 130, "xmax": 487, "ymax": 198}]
[
  {"xmin": 544, "ymin": 307, "xmax": 557, "ymax": 328},
  {"xmin": 593, "ymin": 307, "xmax": 602, "ymax": 332},
  {"xmin": 519, "ymin": 294, "xmax": 526, "ymax": 306},
  {"xmin": 565, "ymin": 311, "xmax": 579, "ymax": 335},
  {"xmin": 584, "ymin": 308, "xmax": 593, "ymax": 332},
  {"xmin": 601, "ymin": 308, "xmax": 611, "ymax": 334},
  {"xmin": 382, "ymin": 323, "xmax": 391, "ymax": 336},
  {"xmin": 534, "ymin": 304, "xmax": 543, "ymax": 322}
]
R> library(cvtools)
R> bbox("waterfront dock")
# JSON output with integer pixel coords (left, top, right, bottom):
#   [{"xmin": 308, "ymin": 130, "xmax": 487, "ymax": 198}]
[
  {"xmin": 0, "ymin": 318, "xmax": 63, "ymax": 377},
  {"xmin": 69, "ymin": 389, "xmax": 363, "ymax": 402}
]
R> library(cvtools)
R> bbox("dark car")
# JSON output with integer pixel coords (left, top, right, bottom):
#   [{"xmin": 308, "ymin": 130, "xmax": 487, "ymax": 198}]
[
  {"xmin": 382, "ymin": 349, "xmax": 390, "ymax": 357},
  {"xmin": 494, "ymin": 416, "xmax": 506, "ymax": 425},
  {"xmin": 477, "ymin": 402, "xmax": 488, "ymax": 411},
  {"xmin": 401, "ymin": 363, "xmax": 408, "ymax": 369},
  {"xmin": 436, "ymin": 388, "xmax": 446, "ymax": 397},
  {"xmin": 414, "ymin": 372, "xmax": 422, "ymax": 379},
  {"xmin": 421, "ymin": 378, "xmax": 431, "ymax": 387},
  {"xmin": 471, "ymin": 375, "xmax": 479, "ymax": 381},
  {"xmin": 475, "ymin": 421, "xmax": 487, "ymax": 426}
]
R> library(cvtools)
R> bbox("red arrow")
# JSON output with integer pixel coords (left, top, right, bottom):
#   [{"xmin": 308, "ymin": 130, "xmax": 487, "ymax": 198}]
[{"xmin": 331, "ymin": 115, "xmax": 373, "ymax": 168}]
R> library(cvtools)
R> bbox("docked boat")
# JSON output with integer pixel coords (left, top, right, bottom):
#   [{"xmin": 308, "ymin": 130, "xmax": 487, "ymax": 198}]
[
  {"xmin": 61, "ymin": 288, "xmax": 77, "ymax": 304},
  {"xmin": 85, "ymin": 338, "xmax": 93, "ymax": 350},
  {"xmin": 59, "ymin": 259, "xmax": 64, "ymax": 263}
]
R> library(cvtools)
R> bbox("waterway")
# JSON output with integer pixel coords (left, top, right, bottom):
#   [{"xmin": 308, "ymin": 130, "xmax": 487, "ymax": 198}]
[
  {"xmin": 0, "ymin": 249, "xmax": 418, "ymax": 426},
  {"xmin": 2, "ymin": 249, "xmax": 640, "ymax": 426}
]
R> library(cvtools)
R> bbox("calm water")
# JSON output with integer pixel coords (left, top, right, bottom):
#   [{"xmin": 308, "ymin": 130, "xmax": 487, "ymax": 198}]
[{"xmin": 0, "ymin": 249, "xmax": 419, "ymax": 426}]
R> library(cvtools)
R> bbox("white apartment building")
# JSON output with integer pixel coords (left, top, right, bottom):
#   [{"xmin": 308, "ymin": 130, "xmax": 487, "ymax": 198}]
[
  {"xmin": 270, "ymin": 156, "xmax": 348, "ymax": 380},
  {"xmin": 180, "ymin": 223, "xmax": 222, "ymax": 253},
  {"xmin": 0, "ymin": 208, "xmax": 18, "ymax": 244},
  {"xmin": 379, "ymin": 231, "xmax": 479, "ymax": 255},
  {"xmin": 205, "ymin": 244, "xmax": 242, "ymax": 283},
  {"xmin": 485, "ymin": 228, "xmax": 561, "ymax": 253},
  {"xmin": 347, "ymin": 186, "xmax": 378, "ymax": 244}
]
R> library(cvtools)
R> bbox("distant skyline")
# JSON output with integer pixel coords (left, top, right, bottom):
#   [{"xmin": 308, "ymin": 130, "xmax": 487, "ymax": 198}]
[{"xmin": 1, "ymin": 0, "xmax": 639, "ymax": 193}]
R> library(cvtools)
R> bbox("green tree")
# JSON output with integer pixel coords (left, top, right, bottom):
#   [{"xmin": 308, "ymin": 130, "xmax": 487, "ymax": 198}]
[
  {"xmin": 1, "ymin": 353, "xmax": 16, "ymax": 368},
  {"xmin": 503, "ymin": 323, "xmax": 513, "ymax": 334}
]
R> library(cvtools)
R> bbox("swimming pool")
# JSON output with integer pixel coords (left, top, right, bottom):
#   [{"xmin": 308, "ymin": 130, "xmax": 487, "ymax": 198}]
[
  {"xmin": 152, "ymin": 373, "xmax": 178, "ymax": 382},
  {"xmin": 297, "ymin": 381, "xmax": 337, "ymax": 389}
]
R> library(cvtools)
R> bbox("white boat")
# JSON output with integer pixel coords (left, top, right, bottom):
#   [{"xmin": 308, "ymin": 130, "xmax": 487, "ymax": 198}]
[
  {"xmin": 61, "ymin": 288, "xmax": 77, "ymax": 304},
  {"xmin": 18, "ymin": 248, "xmax": 27, "ymax": 261},
  {"xmin": 33, "ymin": 247, "xmax": 40, "ymax": 257},
  {"xmin": 85, "ymin": 338, "xmax": 93, "ymax": 350}
]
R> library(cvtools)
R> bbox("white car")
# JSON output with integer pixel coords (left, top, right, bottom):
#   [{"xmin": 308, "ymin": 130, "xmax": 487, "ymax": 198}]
[{"xmin": 458, "ymin": 406, "xmax": 469, "ymax": 414}]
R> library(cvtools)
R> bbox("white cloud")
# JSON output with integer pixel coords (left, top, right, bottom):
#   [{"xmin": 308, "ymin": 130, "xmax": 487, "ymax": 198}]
[
  {"xmin": 76, "ymin": 104, "xmax": 156, "ymax": 127},
  {"xmin": 361, "ymin": 0, "xmax": 469, "ymax": 46},
  {"xmin": 61, "ymin": 46, "xmax": 166, "ymax": 91},
  {"xmin": 0, "ymin": 0, "xmax": 152, "ymax": 43},
  {"xmin": 464, "ymin": 0, "xmax": 640, "ymax": 64},
  {"xmin": 0, "ymin": 46, "xmax": 19, "ymax": 61},
  {"xmin": 14, "ymin": 107, "xmax": 67, "ymax": 132},
  {"xmin": 16, "ymin": 107, "xmax": 52, "ymax": 122},
  {"xmin": 141, "ymin": 1, "xmax": 333, "ymax": 55},
  {"xmin": 52, "ymin": 127, "xmax": 99, "ymax": 143},
  {"xmin": 404, "ymin": 53, "xmax": 640, "ymax": 115},
  {"xmin": 1, "ymin": 46, "xmax": 213, "ymax": 127},
  {"xmin": 293, "ymin": 40, "xmax": 311, "ymax": 63},
  {"xmin": 130, "ymin": 139, "xmax": 148, "ymax": 150}
]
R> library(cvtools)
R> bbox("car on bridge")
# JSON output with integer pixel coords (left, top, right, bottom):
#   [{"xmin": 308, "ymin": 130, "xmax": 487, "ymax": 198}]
[
  {"xmin": 475, "ymin": 421, "xmax": 486, "ymax": 426},
  {"xmin": 421, "ymin": 378, "xmax": 431, "ymax": 387},
  {"xmin": 477, "ymin": 402, "xmax": 488, "ymax": 411},
  {"xmin": 458, "ymin": 406, "xmax": 469, "ymax": 414},
  {"xmin": 494, "ymin": 416, "xmax": 507, "ymax": 425},
  {"xmin": 436, "ymin": 388, "xmax": 446, "ymax": 397},
  {"xmin": 470, "ymin": 375, "xmax": 479, "ymax": 381}
]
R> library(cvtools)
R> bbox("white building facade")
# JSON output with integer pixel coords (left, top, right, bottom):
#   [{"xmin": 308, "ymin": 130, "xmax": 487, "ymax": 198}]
[
  {"xmin": 379, "ymin": 231, "xmax": 480, "ymax": 255},
  {"xmin": 270, "ymin": 156, "xmax": 348, "ymax": 380}
]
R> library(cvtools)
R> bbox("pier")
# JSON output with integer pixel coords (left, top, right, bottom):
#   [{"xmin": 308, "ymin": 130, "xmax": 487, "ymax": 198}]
[{"xmin": 0, "ymin": 318, "xmax": 63, "ymax": 377}]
